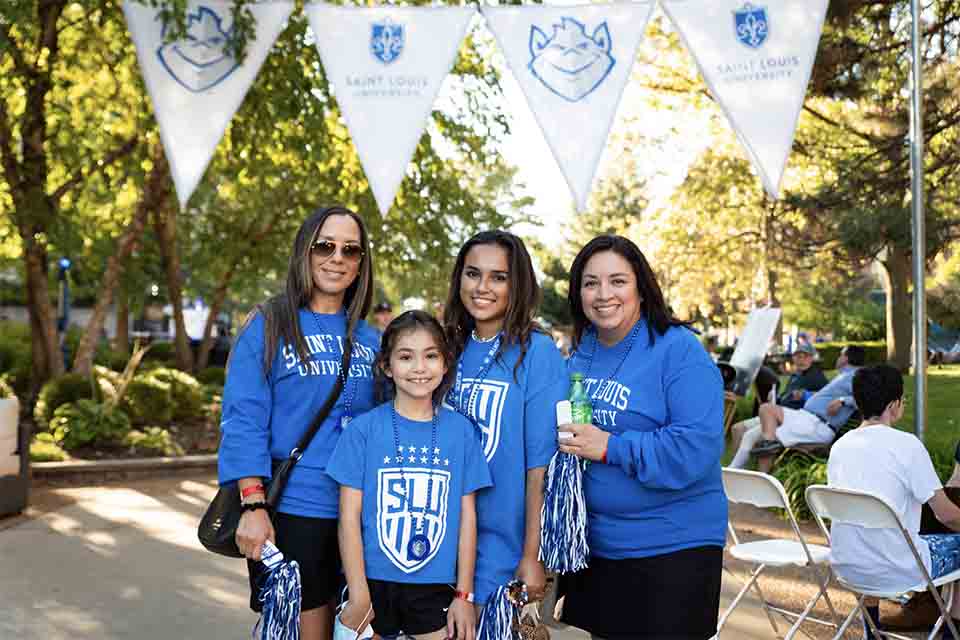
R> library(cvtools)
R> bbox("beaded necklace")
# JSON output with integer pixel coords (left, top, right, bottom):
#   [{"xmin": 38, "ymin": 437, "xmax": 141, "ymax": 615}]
[
  {"xmin": 578, "ymin": 321, "xmax": 643, "ymax": 404},
  {"xmin": 450, "ymin": 331, "xmax": 502, "ymax": 436},
  {"xmin": 307, "ymin": 309, "xmax": 358, "ymax": 428},
  {"xmin": 391, "ymin": 404, "xmax": 439, "ymax": 561}
]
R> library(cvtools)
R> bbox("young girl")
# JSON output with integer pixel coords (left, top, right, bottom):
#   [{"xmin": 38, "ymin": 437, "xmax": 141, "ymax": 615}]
[
  {"xmin": 328, "ymin": 311, "xmax": 491, "ymax": 640},
  {"xmin": 442, "ymin": 230, "xmax": 569, "ymax": 608}
]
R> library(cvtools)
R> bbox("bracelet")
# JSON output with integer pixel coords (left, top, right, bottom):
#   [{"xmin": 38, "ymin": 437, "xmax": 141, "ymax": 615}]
[
  {"xmin": 454, "ymin": 590, "xmax": 474, "ymax": 603},
  {"xmin": 601, "ymin": 444, "xmax": 608, "ymax": 465},
  {"xmin": 240, "ymin": 484, "xmax": 265, "ymax": 499},
  {"xmin": 240, "ymin": 501, "xmax": 270, "ymax": 514}
]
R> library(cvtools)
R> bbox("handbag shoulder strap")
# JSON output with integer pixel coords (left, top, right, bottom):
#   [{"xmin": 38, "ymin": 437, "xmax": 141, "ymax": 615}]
[{"xmin": 291, "ymin": 336, "xmax": 353, "ymax": 459}]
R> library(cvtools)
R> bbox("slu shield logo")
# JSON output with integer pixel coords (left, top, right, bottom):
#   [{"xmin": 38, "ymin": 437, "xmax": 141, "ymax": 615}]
[
  {"xmin": 370, "ymin": 18, "xmax": 405, "ymax": 65},
  {"xmin": 734, "ymin": 3, "xmax": 769, "ymax": 49},
  {"xmin": 528, "ymin": 17, "xmax": 615, "ymax": 103},
  {"xmin": 156, "ymin": 6, "xmax": 240, "ymax": 93},
  {"xmin": 377, "ymin": 468, "xmax": 450, "ymax": 573},
  {"xmin": 445, "ymin": 379, "xmax": 509, "ymax": 462}
]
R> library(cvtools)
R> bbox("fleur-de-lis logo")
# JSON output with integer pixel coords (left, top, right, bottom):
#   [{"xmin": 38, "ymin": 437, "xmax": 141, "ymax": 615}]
[
  {"xmin": 370, "ymin": 18, "xmax": 405, "ymax": 65},
  {"xmin": 734, "ymin": 3, "xmax": 769, "ymax": 49}
]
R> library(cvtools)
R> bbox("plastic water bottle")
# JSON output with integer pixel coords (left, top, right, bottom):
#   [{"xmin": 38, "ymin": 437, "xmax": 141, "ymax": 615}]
[{"xmin": 570, "ymin": 373, "xmax": 593, "ymax": 424}]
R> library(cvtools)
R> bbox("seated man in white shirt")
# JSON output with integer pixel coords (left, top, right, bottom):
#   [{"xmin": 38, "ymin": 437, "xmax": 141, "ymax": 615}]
[{"xmin": 828, "ymin": 364, "xmax": 960, "ymax": 640}]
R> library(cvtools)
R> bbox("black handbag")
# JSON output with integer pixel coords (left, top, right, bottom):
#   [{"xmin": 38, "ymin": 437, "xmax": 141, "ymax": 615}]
[{"xmin": 198, "ymin": 339, "xmax": 353, "ymax": 557}]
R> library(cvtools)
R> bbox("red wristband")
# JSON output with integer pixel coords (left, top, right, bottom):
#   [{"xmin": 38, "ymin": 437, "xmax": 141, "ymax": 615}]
[
  {"xmin": 241, "ymin": 484, "xmax": 265, "ymax": 499},
  {"xmin": 601, "ymin": 446, "xmax": 608, "ymax": 465},
  {"xmin": 454, "ymin": 590, "xmax": 474, "ymax": 603}
]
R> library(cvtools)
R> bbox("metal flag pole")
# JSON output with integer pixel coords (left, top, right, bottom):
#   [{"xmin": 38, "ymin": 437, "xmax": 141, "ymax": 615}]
[{"xmin": 910, "ymin": 0, "xmax": 926, "ymax": 439}]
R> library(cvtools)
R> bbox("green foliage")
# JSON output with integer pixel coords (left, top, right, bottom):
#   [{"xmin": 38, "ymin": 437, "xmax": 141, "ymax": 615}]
[
  {"xmin": 0, "ymin": 322, "xmax": 32, "ymax": 393},
  {"xmin": 195, "ymin": 366, "xmax": 226, "ymax": 387},
  {"xmin": 772, "ymin": 451, "xmax": 828, "ymax": 521},
  {"xmin": 814, "ymin": 341, "xmax": 887, "ymax": 368},
  {"xmin": 33, "ymin": 373, "xmax": 95, "ymax": 430},
  {"xmin": 122, "ymin": 426, "xmax": 184, "ymax": 457},
  {"xmin": 49, "ymin": 399, "xmax": 132, "ymax": 450},
  {"xmin": 30, "ymin": 433, "xmax": 68, "ymax": 463},
  {"xmin": 143, "ymin": 342, "xmax": 176, "ymax": 363},
  {"xmin": 120, "ymin": 375, "xmax": 174, "ymax": 425},
  {"xmin": 0, "ymin": 376, "xmax": 14, "ymax": 399},
  {"xmin": 92, "ymin": 365, "xmax": 121, "ymax": 403},
  {"xmin": 145, "ymin": 367, "xmax": 203, "ymax": 420}
]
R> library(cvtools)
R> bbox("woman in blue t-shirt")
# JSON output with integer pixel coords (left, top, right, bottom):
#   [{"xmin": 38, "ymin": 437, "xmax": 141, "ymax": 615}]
[
  {"xmin": 557, "ymin": 235, "xmax": 727, "ymax": 640},
  {"xmin": 329, "ymin": 311, "xmax": 491, "ymax": 640},
  {"xmin": 218, "ymin": 205, "xmax": 380, "ymax": 640},
  {"xmin": 442, "ymin": 230, "xmax": 569, "ymax": 609}
]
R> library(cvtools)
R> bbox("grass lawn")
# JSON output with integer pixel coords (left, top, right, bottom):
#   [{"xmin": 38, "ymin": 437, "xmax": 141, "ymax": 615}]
[{"xmin": 724, "ymin": 364, "xmax": 960, "ymax": 480}]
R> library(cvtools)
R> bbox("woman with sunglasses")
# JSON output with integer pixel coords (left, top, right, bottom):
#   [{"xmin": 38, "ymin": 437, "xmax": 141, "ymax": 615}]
[
  {"xmin": 557, "ymin": 235, "xmax": 726, "ymax": 640},
  {"xmin": 218, "ymin": 205, "xmax": 379, "ymax": 640},
  {"xmin": 443, "ymin": 230, "xmax": 568, "ymax": 611}
]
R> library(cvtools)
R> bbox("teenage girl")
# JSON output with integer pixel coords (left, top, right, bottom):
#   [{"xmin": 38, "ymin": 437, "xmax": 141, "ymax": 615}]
[{"xmin": 328, "ymin": 311, "xmax": 491, "ymax": 640}]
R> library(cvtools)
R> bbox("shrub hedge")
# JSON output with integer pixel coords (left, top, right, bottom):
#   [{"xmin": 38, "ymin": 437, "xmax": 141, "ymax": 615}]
[
  {"xmin": 813, "ymin": 341, "xmax": 887, "ymax": 367},
  {"xmin": 49, "ymin": 399, "xmax": 132, "ymax": 450},
  {"xmin": 34, "ymin": 373, "xmax": 96, "ymax": 430},
  {"xmin": 123, "ymin": 427, "xmax": 184, "ymax": 457},
  {"xmin": 146, "ymin": 367, "xmax": 204, "ymax": 420},
  {"xmin": 121, "ymin": 375, "xmax": 174, "ymax": 425},
  {"xmin": 196, "ymin": 366, "xmax": 226, "ymax": 387}
]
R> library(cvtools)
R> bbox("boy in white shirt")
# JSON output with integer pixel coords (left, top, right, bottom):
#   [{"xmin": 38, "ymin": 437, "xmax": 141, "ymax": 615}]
[{"xmin": 828, "ymin": 364, "xmax": 960, "ymax": 639}]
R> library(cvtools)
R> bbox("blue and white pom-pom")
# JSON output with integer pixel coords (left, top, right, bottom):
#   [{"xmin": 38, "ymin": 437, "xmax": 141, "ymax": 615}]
[
  {"xmin": 255, "ymin": 541, "xmax": 302, "ymax": 640},
  {"xmin": 539, "ymin": 449, "xmax": 589, "ymax": 574},
  {"xmin": 477, "ymin": 580, "xmax": 527, "ymax": 640}
]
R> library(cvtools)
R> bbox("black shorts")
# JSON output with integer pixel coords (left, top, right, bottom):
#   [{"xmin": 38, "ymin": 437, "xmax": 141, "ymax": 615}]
[
  {"xmin": 367, "ymin": 579, "xmax": 451, "ymax": 637},
  {"xmin": 560, "ymin": 546, "xmax": 723, "ymax": 640},
  {"xmin": 247, "ymin": 512, "xmax": 340, "ymax": 612}
]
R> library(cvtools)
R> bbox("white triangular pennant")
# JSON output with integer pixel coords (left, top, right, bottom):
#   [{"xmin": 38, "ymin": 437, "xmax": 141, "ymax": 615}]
[
  {"xmin": 123, "ymin": 1, "xmax": 292, "ymax": 209},
  {"xmin": 306, "ymin": 4, "xmax": 474, "ymax": 215},
  {"xmin": 482, "ymin": 3, "xmax": 654, "ymax": 211},
  {"xmin": 662, "ymin": 0, "xmax": 828, "ymax": 198}
]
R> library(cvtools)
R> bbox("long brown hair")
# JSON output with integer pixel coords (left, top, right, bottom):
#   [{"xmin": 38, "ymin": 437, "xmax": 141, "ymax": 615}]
[
  {"xmin": 568, "ymin": 235, "xmax": 688, "ymax": 350},
  {"xmin": 443, "ymin": 230, "xmax": 542, "ymax": 376},
  {"xmin": 238, "ymin": 205, "xmax": 374, "ymax": 374}
]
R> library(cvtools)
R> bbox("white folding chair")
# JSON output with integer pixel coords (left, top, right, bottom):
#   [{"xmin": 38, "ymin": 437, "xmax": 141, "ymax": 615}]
[
  {"xmin": 806, "ymin": 485, "xmax": 960, "ymax": 640},
  {"xmin": 719, "ymin": 468, "xmax": 839, "ymax": 639}
]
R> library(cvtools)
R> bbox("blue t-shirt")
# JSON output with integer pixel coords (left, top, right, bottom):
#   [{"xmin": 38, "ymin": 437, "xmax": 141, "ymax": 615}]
[
  {"xmin": 802, "ymin": 366, "xmax": 859, "ymax": 429},
  {"xmin": 218, "ymin": 309, "xmax": 380, "ymax": 517},
  {"xmin": 327, "ymin": 403, "xmax": 491, "ymax": 583},
  {"xmin": 568, "ymin": 319, "xmax": 728, "ymax": 560},
  {"xmin": 445, "ymin": 331, "xmax": 567, "ymax": 603}
]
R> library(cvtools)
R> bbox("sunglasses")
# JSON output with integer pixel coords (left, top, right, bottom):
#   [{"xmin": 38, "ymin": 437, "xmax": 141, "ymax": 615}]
[{"xmin": 311, "ymin": 240, "xmax": 364, "ymax": 263}]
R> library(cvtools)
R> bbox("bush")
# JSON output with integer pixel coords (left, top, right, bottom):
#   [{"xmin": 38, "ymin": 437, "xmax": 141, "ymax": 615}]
[
  {"xmin": 772, "ymin": 450, "xmax": 828, "ymax": 521},
  {"xmin": 120, "ymin": 375, "xmax": 174, "ymax": 425},
  {"xmin": 0, "ymin": 321, "xmax": 32, "ymax": 393},
  {"xmin": 34, "ymin": 373, "xmax": 95, "ymax": 430},
  {"xmin": 0, "ymin": 376, "xmax": 14, "ymax": 399},
  {"xmin": 122, "ymin": 427, "xmax": 184, "ymax": 457},
  {"xmin": 143, "ymin": 341, "xmax": 175, "ymax": 362},
  {"xmin": 30, "ymin": 433, "xmax": 68, "ymax": 462},
  {"xmin": 814, "ymin": 341, "xmax": 887, "ymax": 368},
  {"xmin": 146, "ymin": 368, "xmax": 203, "ymax": 420},
  {"xmin": 92, "ymin": 365, "xmax": 121, "ymax": 403},
  {"xmin": 49, "ymin": 399, "xmax": 132, "ymax": 450},
  {"xmin": 196, "ymin": 366, "xmax": 226, "ymax": 387}
]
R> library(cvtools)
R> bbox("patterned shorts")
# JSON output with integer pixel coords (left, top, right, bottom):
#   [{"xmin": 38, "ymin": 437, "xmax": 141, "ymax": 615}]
[{"xmin": 922, "ymin": 533, "xmax": 960, "ymax": 578}]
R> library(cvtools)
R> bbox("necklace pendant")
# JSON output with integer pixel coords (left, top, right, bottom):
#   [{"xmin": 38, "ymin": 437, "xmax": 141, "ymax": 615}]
[{"xmin": 408, "ymin": 533, "xmax": 431, "ymax": 561}]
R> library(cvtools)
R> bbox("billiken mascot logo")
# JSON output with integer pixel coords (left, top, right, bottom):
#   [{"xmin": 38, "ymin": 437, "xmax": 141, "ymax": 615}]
[
  {"xmin": 528, "ymin": 17, "xmax": 616, "ymax": 103},
  {"xmin": 377, "ymin": 468, "xmax": 451, "ymax": 572},
  {"xmin": 157, "ymin": 6, "xmax": 240, "ymax": 93}
]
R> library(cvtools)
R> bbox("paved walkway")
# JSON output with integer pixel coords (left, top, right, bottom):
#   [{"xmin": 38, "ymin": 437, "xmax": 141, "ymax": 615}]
[{"xmin": 1, "ymin": 473, "xmax": 784, "ymax": 639}]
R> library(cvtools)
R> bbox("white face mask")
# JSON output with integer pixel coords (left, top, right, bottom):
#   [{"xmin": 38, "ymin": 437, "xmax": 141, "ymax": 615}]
[{"xmin": 333, "ymin": 604, "xmax": 374, "ymax": 640}]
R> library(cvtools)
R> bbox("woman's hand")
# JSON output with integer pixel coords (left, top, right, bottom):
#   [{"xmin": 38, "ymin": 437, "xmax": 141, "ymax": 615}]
[
  {"xmin": 235, "ymin": 508, "xmax": 275, "ymax": 561},
  {"xmin": 446, "ymin": 597, "xmax": 476, "ymax": 640},
  {"xmin": 516, "ymin": 556, "xmax": 546, "ymax": 602},
  {"xmin": 558, "ymin": 422, "xmax": 611, "ymax": 462},
  {"xmin": 340, "ymin": 596, "xmax": 374, "ymax": 634}
]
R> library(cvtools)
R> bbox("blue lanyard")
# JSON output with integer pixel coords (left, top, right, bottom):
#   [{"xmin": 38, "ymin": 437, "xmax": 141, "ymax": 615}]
[
  {"xmin": 450, "ymin": 334, "xmax": 501, "ymax": 434},
  {"xmin": 391, "ymin": 405, "xmax": 438, "ymax": 561},
  {"xmin": 307, "ymin": 309, "xmax": 358, "ymax": 428}
]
